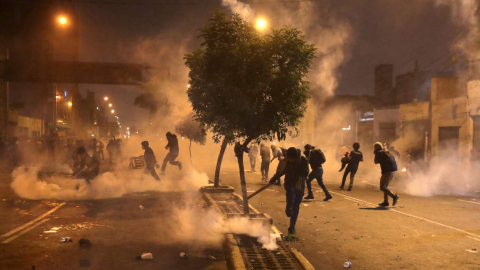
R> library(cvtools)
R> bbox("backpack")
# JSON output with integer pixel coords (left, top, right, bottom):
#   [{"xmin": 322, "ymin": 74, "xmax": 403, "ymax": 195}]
[
  {"xmin": 309, "ymin": 149, "xmax": 326, "ymax": 167},
  {"xmin": 384, "ymin": 151, "xmax": 398, "ymax": 172}
]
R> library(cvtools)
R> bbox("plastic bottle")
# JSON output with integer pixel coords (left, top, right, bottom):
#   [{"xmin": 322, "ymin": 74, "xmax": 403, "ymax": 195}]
[
  {"xmin": 60, "ymin": 237, "xmax": 72, "ymax": 243},
  {"xmin": 343, "ymin": 262, "xmax": 352, "ymax": 268}
]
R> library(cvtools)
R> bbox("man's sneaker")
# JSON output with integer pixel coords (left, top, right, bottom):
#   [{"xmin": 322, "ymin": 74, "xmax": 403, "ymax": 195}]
[
  {"xmin": 178, "ymin": 162, "xmax": 182, "ymax": 171},
  {"xmin": 304, "ymin": 193, "xmax": 314, "ymax": 200},
  {"xmin": 285, "ymin": 208, "xmax": 292, "ymax": 217},
  {"xmin": 323, "ymin": 195, "xmax": 333, "ymax": 201},
  {"xmin": 347, "ymin": 185, "xmax": 353, "ymax": 191},
  {"xmin": 378, "ymin": 202, "xmax": 389, "ymax": 207},
  {"xmin": 339, "ymin": 186, "xmax": 344, "ymax": 190},
  {"xmin": 393, "ymin": 195, "xmax": 399, "ymax": 206}
]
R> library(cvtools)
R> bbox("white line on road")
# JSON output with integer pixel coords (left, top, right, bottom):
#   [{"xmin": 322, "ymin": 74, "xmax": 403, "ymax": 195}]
[
  {"xmin": 1, "ymin": 218, "xmax": 50, "ymax": 244},
  {"xmin": 467, "ymin": 236, "xmax": 480, "ymax": 242},
  {"xmin": 0, "ymin": 202, "xmax": 65, "ymax": 239},
  {"xmin": 458, "ymin": 199, "xmax": 480, "ymax": 206},
  {"xmin": 327, "ymin": 190, "xmax": 480, "ymax": 239}
]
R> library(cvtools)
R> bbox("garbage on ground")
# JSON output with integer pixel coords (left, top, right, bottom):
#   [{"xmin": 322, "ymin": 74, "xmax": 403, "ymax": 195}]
[
  {"xmin": 465, "ymin": 249, "xmax": 478, "ymax": 253},
  {"xmin": 140, "ymin": 253, "xmax": 153, "ymax": 260},
  {"xmin": 208, "ymin": 255, "xmax": 216, "ymax": 260},
  {"xmin": 60, "ymin": 237, "xmax": 72, "ymax": 243},
  {"xmin": 78, "ymin": 238, "xmax": 91, "ymax": 248},
  {"xmin": 343, "ymin": 261, "xmax": 352, "ymax": 268},
  {"xmin": 139, "ymin": 205, "xmax": 144, "ymax": 210},
  {"xmin": 179, "ymin": 252, "xmax": 188, "ymax": 259}
]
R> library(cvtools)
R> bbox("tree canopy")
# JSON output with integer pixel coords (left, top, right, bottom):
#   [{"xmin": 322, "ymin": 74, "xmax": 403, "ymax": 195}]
[
  {"xmin": 185, "ymin": 12, "xmax": 316, "ymax": 144},
  {"xmin": 175, "ymin": 114, "xmax": 207, "ymax": 145}
]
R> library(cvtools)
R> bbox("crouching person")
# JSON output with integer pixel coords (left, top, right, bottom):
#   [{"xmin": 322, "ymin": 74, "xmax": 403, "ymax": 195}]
[
  {"xmin": 75, "ymin": 146, "xmax": 100, "ymax": 187},
  {"xmin": 269, "ymin": 147, "xmax": 309, "ymax": 240}
]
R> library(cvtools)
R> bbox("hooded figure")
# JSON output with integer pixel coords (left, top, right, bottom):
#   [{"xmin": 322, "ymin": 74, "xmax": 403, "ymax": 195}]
[
  {"xmin": 161, "ymin": 132, "xmax": 182, "ymax": 174},
  {"xmin": 75, "ymin": 146, "xmax": 100, "ymax": 185},
  {"xmin": 142, "ymin": 141, "xmax": 160, "ymax": 181},
  {"xmin": 303, "ymin": 144, "xmax": 331, "ymax": 201},
  {"xmin": 374, "ymin": 142, "xmax": 399, "ymax": 207},
  {"xmin": 340, "ymin": 142, "xmax": 363, "ymax": 191}
]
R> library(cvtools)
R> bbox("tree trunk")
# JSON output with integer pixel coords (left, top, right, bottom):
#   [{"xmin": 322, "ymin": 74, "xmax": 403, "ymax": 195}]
[
  {"xmin": 189, "ymin": 140, "xmax": 192, "ymax": 165},
  {"xmin": 236, "ymin": 138, "xmax": 253, "ymax": 215},
  {"xmin": 214, "ymin": 137, "xmax": 228, "ymax": 187}
]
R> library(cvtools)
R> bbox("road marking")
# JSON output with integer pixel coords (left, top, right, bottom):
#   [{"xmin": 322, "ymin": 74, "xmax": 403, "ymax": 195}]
[
  {"xmin": 458, "ymin": 199, "xmax": 480, "ymax": 206},
  {"xmin": 0, "ymin": 202, "xmax": 65, "ymax": 239},
  {"xmin": 1, "ymin": 218, "xmax": 50, "ymax": 244},
  {"xmin": 327, "ymin": 190, "xmax": 480, "ymax": 239},
  {"xmin": 467, "ymin": 236, "xmax": 480, "ymax": 242}
]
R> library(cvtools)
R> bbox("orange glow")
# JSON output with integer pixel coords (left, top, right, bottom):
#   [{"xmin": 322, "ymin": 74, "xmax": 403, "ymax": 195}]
[
  {"xmin": 104, "ymin": 96, "xmax": 109, "ymax": 101},
  {"xmin": 56, "ymin": 95, "xmax": 61, "ymax": 99},
  {"xmin": 401, "ymin": 167, "xmax": 407, "ymax": 172},
  {"xmin": 111, "ymin": 110, "xmax": 115, "ymax": 113},
  {"xmin": 108, "ymin": 103, "xmax": 112, "ymax": 107},
  {"xmin": 256, "ymin": 18, "xmax": 266, "ymax": 30},
  {"xmin": 68, "ymin": 102, "xmax": 73, "ymax": 107},
  {"xmin": 58, "ymin": 16, "xmax": 68, "ymax": 25}
]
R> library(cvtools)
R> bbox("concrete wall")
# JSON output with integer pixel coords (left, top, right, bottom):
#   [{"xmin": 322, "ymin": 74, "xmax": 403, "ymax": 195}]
[
  {"xmin": 373, "ymin": 107, "xmax": 400, "ymax": 142},
  {"xmin": 468, "ymin": 80, "xmax": 480, "ymax": 116},
  {"xmin": 399, "ymin": 101, "xmax": 429, "ymax": 122}
]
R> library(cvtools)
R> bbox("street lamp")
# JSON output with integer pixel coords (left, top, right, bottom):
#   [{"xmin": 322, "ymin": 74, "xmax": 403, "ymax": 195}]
[
  {"xmin": 111, "ymin": 109, "xmax": 115, "ymax": 113},
  {"xmin": 68, "ymin": 101, "xmax": 73, "ymax": 107},
  {"xmin": 256, "ymin": 18, "xmax": 267, "ymax": 30},
  {"xmin": 104, "ymin": 96, "xmax": 109, "ymax": 101},
  {"xmin": 108, "ymin": 103, "xmax": 112, "ymax": 107},
  {"xmin": 57, "ymin": 16, "xmax": 68, "ymax": 25}
]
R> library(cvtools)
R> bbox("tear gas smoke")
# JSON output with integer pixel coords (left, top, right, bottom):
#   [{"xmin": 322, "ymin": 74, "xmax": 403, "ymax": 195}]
[{"xmin": 221, "ymin": 0, "xmax": 255, "ymax": 22}]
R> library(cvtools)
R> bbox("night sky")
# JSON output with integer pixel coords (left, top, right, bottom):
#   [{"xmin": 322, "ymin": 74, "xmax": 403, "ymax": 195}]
[{"xmin": 73, "ymin": 0, "xmax": 464, "ymax": 128}]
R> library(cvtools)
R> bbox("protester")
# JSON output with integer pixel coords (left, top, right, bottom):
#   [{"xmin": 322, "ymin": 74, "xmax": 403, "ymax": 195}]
[
  {"xmin": 374, "ymin": 142, "xmax": 399, "ymax": 207},
  {"xmin": 249, "ymin": 143, "xmax": 258, "ymax": 172},
  {"xmin": 75, "ymin": 146, "xmax": 100, "ymax": 186},
  {"xmin": 339, "ymin": 142, "xmax": 363, "ymax": 191},
  {"xmin": 304, "ymin": 144, "xmax": 332, "ymax": 201},
  {"xmin": 97, "ymin": 140, "xmax": 105, "ymax": 161},
  {"xmin": 141, "ymin": 141, "xmax": 160, "ymax": 181},
  {"xmin": 106, "ymin": 139, "xmax": 116, "ymax": 164},
  {"xmin": 271, "ymin": 146, "xmax": 287, "ymax": 185},
  {"xmin": 161, "ymin": 132, "xmax": 182, "ymax": 174},
  {"xmin": 269, "ymin": 147, "xmax": 308, "ymax": 239},
  {"xmin": 260, "ymin": 143, "xmax": 271, "ymax": 181}
]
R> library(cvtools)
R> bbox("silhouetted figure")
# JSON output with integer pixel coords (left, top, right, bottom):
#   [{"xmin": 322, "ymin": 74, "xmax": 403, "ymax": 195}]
[
  {"xmin": 75, "ymin": 147, "xmax": 100, "ymax": 186},
  {"xmin": 304, "ymin": 144, "xmax": 331, "ymax": 201},
  {"xmin": 340, "ymin": 142, "xmax": 363, "ymax": 191},
  {"xmin": 269, "ymin": 147, "xmax": 308, "ymax": 237},
  {"xmin": 249, "ymin": 144, "xmax": 258, "ymax": 172},
  {"xmin": 161, "ymin": 132, "xmax": 182, "ymax": 174},
  {"xmin": 339, "ymin": 152, "xmax": 349, "ymax": 172},
  {"xmin": 260, "ymin": 143, "xmax": 271, "ymax": 181},
  {"xmin": 374, "ymin": 142, "xmax": 399, "ymax": 207},
  {"xmin": 141, "ymin": 141, "xmax": 160, "ymax": 181}
]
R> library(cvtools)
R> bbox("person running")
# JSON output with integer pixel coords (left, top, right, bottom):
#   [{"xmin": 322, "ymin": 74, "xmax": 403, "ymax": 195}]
[
  {"xmin": 141, "ymin": 141, "xmax": 160, "ymax": 181},
  {"xmin": 374, "ymin": 142, "xmax": 399, "ymax": 207},
  {"xmin": 75, "ymin": 146, "xmax": 100, "ymax": 186},
  {"xmin": 340, "ymin": 142, "xmax": 363, "ymax": 191},
  {"xmin": 260, "ymin": 143, "xmax": 271, "ymax": 181},
  {"xmin": 269, "ymin": 147, "xmax": 308, "ymax": 239},
  {"xmin": 249, "ymin": 143, "xmax": 258, "ymax": 172},
  {"xmin": 304, "ymin": 144, "xmax": 332, "ymax": 201},
  {"xmin": 161, "ymin": 132, "xmax": 182, "ymax": 174}
]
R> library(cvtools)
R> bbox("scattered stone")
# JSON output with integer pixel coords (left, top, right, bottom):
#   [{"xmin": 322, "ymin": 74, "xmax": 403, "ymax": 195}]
[
  {"xmin": 139, "ymin": 205, "xmax": 144, "ymax": 210},
  {"xmin": 314, "ymin": 216, "xmax": 317, "ymax": 218},
  {"xmin": 140, "ymin": 253, "xmax": 153, "ymax": 260},
  {"xmin": 179, "ymin": 252, "xmax": 188, "ymax": 259},
  {"xmin": 335, "ymin": 229, "xmax": 340, "ymax": 231}
]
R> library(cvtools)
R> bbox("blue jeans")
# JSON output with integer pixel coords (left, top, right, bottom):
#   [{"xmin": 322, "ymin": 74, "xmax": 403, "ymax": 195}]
[
  {"xmin": 306, "ymin": 167, "xmax": 330, "ymax": 196},
  {"xmin": 285, "ymin": 184, "xmax": 304, "ymax": 233}
]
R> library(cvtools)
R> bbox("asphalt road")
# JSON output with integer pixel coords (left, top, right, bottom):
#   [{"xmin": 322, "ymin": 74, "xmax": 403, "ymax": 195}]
[
  {"xmin": 212, "ymin": 163, "xmax": 480, "ymax": 270},
  {"xmin": 0, "ymin": 165, "xmax": 227, "ymax": 270}
]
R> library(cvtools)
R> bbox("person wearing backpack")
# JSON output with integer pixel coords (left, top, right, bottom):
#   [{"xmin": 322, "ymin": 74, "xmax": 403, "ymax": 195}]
[
  {"xmin": 340, "ymin": 142, "xmax": 363, "ymax": 191},
  {"xmin": 374, "ymin": 142, "xmax": 399, "ymax": 207},
  {"xmin": 269, "ymin": 147, "xmax": 309, "ymax": 239},
  {"xmin": 303, "ymin": 144, "xmax": 332, "ymax": 201}
]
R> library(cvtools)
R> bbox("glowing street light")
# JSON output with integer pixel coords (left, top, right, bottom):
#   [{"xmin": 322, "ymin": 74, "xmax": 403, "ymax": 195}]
[
  {"xmin": 256, "ymin": 18, "xmax": 266, "ymax": 30},
  {"xmin": 68, "ymin": 101, "xmax": 73, "ymax": 107},
  {"xmin": 57, "ymin": 16, "xmax": 68, "ymax": 25},
  {"xmin": 104, "ymin": 96, "xmax": 109, "ymax": 101},
  {"xmin": 108, "ymin": 103, "xmax": 112, "ymax": 107},
  {"xmin": 111, "ymin": 109, "xmax": 115, "ymax": 113},
  {"xmin": 187, "ymin": 84, "xmax": 191, "ymax": 88}
]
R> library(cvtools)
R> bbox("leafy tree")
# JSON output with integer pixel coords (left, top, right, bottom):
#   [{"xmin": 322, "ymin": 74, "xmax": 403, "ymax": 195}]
[
  {"xmin": 175, "ymin": 114, "xmax": 207, "ymax": 164},
  {"xmin": 185, "ymin": 12, "xmax": 316, "ymax": 213}
]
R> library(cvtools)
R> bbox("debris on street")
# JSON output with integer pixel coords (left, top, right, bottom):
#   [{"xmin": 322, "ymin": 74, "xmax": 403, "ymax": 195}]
[
  {"xmin": 139, "ymin": 205, "xmax": 144, "ymax": 210},
  {"xmin": 59, "ymin": 237, "xmax": 72, "ymax": 243},
  {"xmin": 344, "ymin": 261, "xmax": 352, "ymax": 268},
  {"xmin": 78, "ymin": 238, "xmax": 91, "ymax": 248},
  {"xmin": 179, "ymin": 252, "xmax": 187, "ymax": 259}
]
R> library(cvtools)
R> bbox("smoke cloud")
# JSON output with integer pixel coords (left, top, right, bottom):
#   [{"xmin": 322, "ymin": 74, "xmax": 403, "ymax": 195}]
[{"xmin": 221, "ymin": 0, "xmax": 255, "ymax": 22}]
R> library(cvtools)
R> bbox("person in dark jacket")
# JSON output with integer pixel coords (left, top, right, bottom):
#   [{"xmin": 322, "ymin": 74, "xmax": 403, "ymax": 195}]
[
  {"xmin": 304, "ymin": 144, "xmax": 332, "ymax": 201},
  {"xmin": 374, "ymin": 142, "xmax": 399, "ymax": 207},
  {"xmin": 340, "ymin": 142, "xmax": 363, "ymax": 191},
  {"xmin": 260, "ymin": 143, "xmax": 271, "ymax": 181},
  {"xmin": 75, "ymin": 146, "xmax": 100, "ymax": 185},
  {"xmin": 161, "ymin": 132, "xmax": 182, "ymax": 174},
  {"xmin": 142, "ymin": 141, "xmax": 160, "ymax": 181},
  {"xmin": 269, "ymin": 147, "xmax": 309, "ymax": 238}
]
